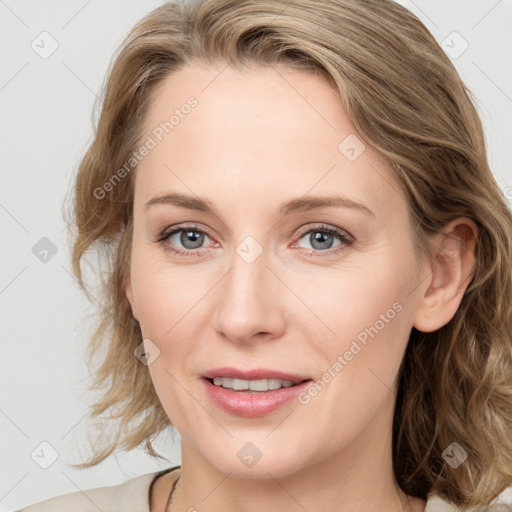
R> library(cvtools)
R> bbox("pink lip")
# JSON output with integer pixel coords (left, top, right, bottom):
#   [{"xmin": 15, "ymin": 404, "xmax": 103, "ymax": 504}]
[
  {"xmin": 202, "ymin": 367, "xmax": 310, "ymax": 382},
  {"xmin": 201, "ymin": 368, "xmax": 313, "ymax": 417},
  {"xmin": 202, "ymin": 379, "xmax": 312, "ymax": 417}
]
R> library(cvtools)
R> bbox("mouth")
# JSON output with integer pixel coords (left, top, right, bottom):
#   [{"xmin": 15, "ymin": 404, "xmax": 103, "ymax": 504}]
[
  {"xmin": 204, "ymin": 376, "xmax": 310, "ymax": 393},
  {"xmin": 201, "ymin": 368, "xmax": 313, "ymax": 417}
]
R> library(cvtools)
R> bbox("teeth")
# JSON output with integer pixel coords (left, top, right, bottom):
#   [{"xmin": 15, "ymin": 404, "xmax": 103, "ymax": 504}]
[{"xmin": 212, "ymin": 377, "xmax": 297, "ymax": 391}]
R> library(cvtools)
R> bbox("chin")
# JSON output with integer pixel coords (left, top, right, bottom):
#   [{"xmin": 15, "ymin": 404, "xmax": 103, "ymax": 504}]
[
  {"xmin": 198, "ymin": 438, "xmax": 306, "ymax": 480},
  {"xmin": 216, "ymin": 458, "xmax": 301, "ymax": 480}
]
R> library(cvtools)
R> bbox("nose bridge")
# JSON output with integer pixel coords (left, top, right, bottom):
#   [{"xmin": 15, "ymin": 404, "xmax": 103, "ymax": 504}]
[{"xmin": 212, "ymin": 237, "xmax": 284, "ymax": 342}]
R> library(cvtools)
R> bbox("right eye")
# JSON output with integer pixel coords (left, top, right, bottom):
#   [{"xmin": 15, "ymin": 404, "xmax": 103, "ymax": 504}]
[{"xmin": 156, "ymin": 224, "xmax": 216, "ymax": 256}]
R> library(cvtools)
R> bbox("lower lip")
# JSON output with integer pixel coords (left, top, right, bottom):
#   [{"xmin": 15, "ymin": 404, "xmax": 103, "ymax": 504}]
[{"xmin": 202, "ymin": 378, "xmax": 312, "ymax": 417}]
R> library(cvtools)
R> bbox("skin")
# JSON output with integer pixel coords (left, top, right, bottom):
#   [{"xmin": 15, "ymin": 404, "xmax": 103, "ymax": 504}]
[{"xmin": 125, "ymin": 61, "xmax": 478, "ymax": 512}]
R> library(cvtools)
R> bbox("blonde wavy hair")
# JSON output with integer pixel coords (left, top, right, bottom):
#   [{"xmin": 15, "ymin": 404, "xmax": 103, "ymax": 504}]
[{"xmin": 66, "ymin": 0, "xmax": 512, "ymax": 507}]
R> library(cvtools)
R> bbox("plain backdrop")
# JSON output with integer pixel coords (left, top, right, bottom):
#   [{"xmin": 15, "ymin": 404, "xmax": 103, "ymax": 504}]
[{"xmin": 1, "ymin": 0, "xmax": 511, "ymax": 510}]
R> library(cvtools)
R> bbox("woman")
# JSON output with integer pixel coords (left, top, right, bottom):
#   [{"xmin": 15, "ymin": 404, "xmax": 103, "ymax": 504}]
[{"xmin": 18, "ymin": 0, "xmax": 512, "ymax": 510}]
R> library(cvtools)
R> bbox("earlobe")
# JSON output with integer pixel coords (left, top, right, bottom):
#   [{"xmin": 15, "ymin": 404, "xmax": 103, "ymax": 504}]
[
  {"xmin": 413, "ymin": 217, "xmax": 478, "ymax": 333},
  {"xmin": 124, "ymin": 274, "xmax": 139, "ymax": 322}
]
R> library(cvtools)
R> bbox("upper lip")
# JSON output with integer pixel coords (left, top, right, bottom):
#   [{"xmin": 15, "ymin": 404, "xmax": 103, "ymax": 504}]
[{"xmin": 202, "ymin": 367, "xmax": 311, "ymax": 383}]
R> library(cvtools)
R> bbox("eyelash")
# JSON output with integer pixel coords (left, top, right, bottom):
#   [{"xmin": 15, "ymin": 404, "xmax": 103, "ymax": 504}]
[{"xmin": 155, "ymin": 222, "xmax": 353, "ymax": 258}]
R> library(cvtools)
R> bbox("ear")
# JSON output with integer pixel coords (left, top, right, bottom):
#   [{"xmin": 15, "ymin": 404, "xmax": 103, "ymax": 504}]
[
  {"xmin": 413, "ymin": 217, "xmax": 478, "ymax": 333},
  {"xmin": 124, "ymin": 272, "xmax": 139, "ymax": 322}
]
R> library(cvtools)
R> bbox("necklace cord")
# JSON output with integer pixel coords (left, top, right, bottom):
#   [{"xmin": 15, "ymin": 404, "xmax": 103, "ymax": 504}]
[{"xmin": 164, "ymin": 474, "xmax": 180, "ymax": 512}]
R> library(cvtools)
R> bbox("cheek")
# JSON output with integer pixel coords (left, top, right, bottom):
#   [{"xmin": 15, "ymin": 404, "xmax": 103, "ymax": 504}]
[
  {"xmin": 293, "ymin": 255, "xmax": 417, "ymax": 409},
  {"xmin": 293, "ymin": 268, "xmax": 414, "ymax": 441},
  {"xmin": 291, "ymin": 257, "xmax": 413, "ymax": 347},
  {"xmin": 130, "ymin": 245, "xmax": 204, "ymax": 340}
]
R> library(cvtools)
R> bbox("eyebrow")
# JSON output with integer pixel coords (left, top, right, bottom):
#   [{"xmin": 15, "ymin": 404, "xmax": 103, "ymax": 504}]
[{"xmin": 144, "ymin": 192, "xmax": 375, "ymax": 218}]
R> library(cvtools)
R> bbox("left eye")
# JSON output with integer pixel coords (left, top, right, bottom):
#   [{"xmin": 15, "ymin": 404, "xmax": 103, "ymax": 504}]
[
  {"xmin": 297, "ymin": 229, "xmax": 343, "ymax": 251},
  {"xmin": 293, "ymin": 225, "xmax": 352, "ymax": 255}
]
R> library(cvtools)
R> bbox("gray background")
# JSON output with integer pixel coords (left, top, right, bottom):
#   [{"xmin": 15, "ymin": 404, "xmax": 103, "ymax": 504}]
[{"xmin": 1, "ymin": 0, "xmax": 511, "ymax": 510}]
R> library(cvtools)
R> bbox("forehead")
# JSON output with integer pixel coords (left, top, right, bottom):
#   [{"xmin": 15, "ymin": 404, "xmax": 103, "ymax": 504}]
[{"xmin": 135, "ymin": 61, "xmax": 406, "ymax": 220}]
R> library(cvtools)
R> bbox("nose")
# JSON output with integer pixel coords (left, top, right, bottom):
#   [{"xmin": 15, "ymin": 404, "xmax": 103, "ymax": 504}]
[{"xmin": 211, "ymin": 246, "xmax": 287, "ymax": 344}]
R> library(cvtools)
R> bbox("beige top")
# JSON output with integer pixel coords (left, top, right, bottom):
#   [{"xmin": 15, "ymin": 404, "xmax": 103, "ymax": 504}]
[{"xmin": 15, "ymin": 466, "xmax": 512, "ymax": 512}]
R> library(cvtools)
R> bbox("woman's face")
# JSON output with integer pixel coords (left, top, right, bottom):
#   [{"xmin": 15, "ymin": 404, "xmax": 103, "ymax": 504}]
[{"xmin": 125, "ymin": 61, "xmax": 431, "ymax": 478}]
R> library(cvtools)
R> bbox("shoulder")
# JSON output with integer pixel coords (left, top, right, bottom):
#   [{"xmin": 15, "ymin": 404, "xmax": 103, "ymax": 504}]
[
  {"xmin": 425, "ymin": 486, "xmax": 512, "ymax": 511},
  {"xmin": 16, "ymin": 470, "xmax": 164, "ymax": 512},
  {"xmin": 424, "ymin": 494, "xmax": 460, "ymax": 511}
]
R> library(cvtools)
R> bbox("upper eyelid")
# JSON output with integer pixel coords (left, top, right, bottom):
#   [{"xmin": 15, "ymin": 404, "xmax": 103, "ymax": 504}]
[
  {"xmin": 295, "ymin": 223, "xmax": 352, "ymax": 239},
  {"xmin": 163, "ymin": 223, "xmax": 212, "ymax": 239}
]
